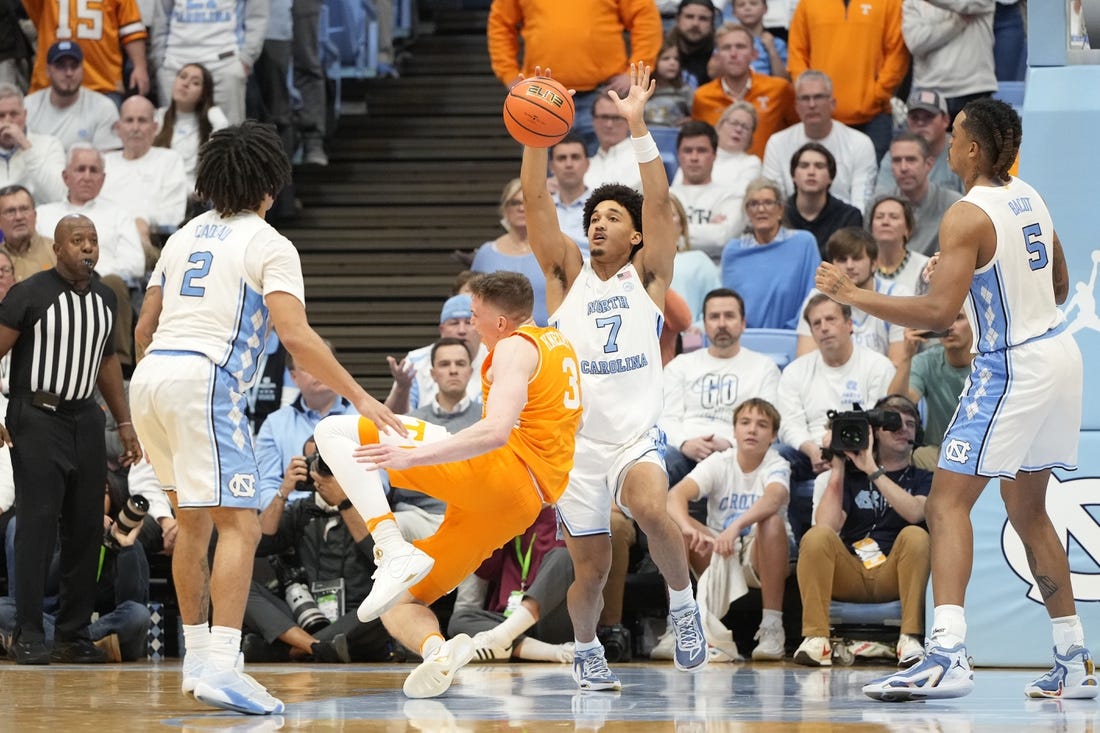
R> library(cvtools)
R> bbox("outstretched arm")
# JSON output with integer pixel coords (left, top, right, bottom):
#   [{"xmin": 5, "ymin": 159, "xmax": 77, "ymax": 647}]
[
  {"xmin": 609, "ymin": 64, "xmax": 677, "ymax": 304},
  {"xmin": 519, "ymin": 70, "xmax": 584, "ymax": 314},
  {"xmin": 815, "ymin": 201, "xmax": 983, "ymax": 331}
]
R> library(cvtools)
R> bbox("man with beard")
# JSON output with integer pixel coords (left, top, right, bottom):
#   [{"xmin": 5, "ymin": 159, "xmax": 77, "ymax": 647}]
[
  {"xmin": 885, "ymin": 132, "xmax": 961, "ymax": 256},
  {"xmin": 667, "ymin": 0, "xmax": 718, "ymax": 86},
  {"xmin": 661, "ymin": 288, "xmax": 780, "ymax": 486},
  {"xmin": 23, "ymin": 42, "xmax": 120, "ymax": 152}
]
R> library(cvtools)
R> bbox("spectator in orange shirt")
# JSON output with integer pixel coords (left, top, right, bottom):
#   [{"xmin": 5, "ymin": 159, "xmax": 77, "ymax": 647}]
[
  {"xmin": 691, "ymin": 23, "xmax": 797, "ymax": 160},
  {"xmin": 24, "ymin": 0, "xmax": 149, "ymax": 99},
  {"xmin": 487, "ymin": 0, "xmax": 662, "ymax": 148},
  {"xmin": 787, "ymin": 0, "xmax": 908, "ymax": 163}
]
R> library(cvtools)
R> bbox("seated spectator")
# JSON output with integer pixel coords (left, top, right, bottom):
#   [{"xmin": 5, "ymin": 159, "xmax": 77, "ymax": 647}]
[
  {"xmin": 645, "ymin": 42, "xmax": 693, "ymax": 127},
  {"xmin": 868, "ymin": 194, "xmax": 929, "ymax": 296},
  {"xmin": 795, "ymin": 227, "xmax": 907, "ymax": 365},
  {"xmin": 667, "ymin": 0, "xmax": 718, "ymax": 87},
  {"xmin": 244, "ymin": 438, "xmax": 395, "ymax": 663},
  {"xmin": 153, "ymin": 63, "xmax": 230, "ymax": 194},
  {"xmin": 255, "ymin": 340, "xmax": 358, "ymax": 509},
  {"xmin": 384, "ymin": 294, "xmax": 487, "ymax": 414},
  {"xmin": 784, "ymin": 142, "xmax": 863, "ymax": 258},
  {"xmin": 449, "ymin": 506, "xmax": 575, "ymax": 663},
  {"xmin": 152, "ymin": 0, "xmax": 268, "ymax": 125},
  {"xmin": 888, "ymin": 312, "xmax": 973, "ymax": 470},
  {"xmin": 670, "ymin": 120, "xmax": 745, "ymax": 262},
  {"xmin": 884, "ymin": 132, "xmax": 962, "ymax": 256},
  {"xmin": 874, "ymin": 89, "xmax": 963, "ymax": 195},
  {"xmin": 0, "ymin": 83, "xmax": 66, "ymax": 205},
  {"xmin": 720, "ymin": 178, "xmax": 819, "ymax": 329},
  {"xmin": 794, "ymin": 395, "xmax": 931, "ymax": 668},
  {"xmin": 733, "ymin": 0, "xmax": 788, "ymax": 79},
  {"xmin": 669, "ymin": 194, "xmax": 721, "ymax": 328},
  {"xmin": 666, "ymin": 398, "xmax": 791, "ymax": 661},
  {"xmin": 100, "ymin": 96, "xmax": 188, "ymax": 251},
  {"xmin": 23, "ymin": 42, "xmax": 120, "ymax": 152},
  {"xmin": 776, "ymin": 295, "xmax": 895, "ymax": 503},
  {"xmin": 35, "ymin": 146, "xmax": 145, "ymax": 285},
  {"xmin": 762, "ymin": 70, "xmax": 878, "ymax": 210},
  {"xmin": 674, "ymin": 102, "xmax": 762, "ymax": 204},
  {"xmin": 584, "ymin": 92, "xmax": 640, "ymax": 191},
  {"xmin": 1, "ymin": 496, "xmax": 152, "ymax": 663},
  {"xmin": 471, "ymin": 179, "xmax": 549, "ymax": 326},
  {"xmin": 661, "ymin": 288, "xmax": 780, "ymax": 486},
  {"xmin": 547, "ymin": 133, "xmax": 591, "ymax": 253},
  {"xmin": 691, "ymin": 23, "xmax": 797, "ymax": 159},
  {"xmin": 0, "ymin": 184, "xmax": 55, "ymax": 281}
]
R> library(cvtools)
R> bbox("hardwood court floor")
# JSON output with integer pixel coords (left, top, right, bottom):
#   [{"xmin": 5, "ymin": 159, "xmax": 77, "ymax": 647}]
[{"xmin": 1, "ymin": 660, "xmax": 1096, "ymax": 731}]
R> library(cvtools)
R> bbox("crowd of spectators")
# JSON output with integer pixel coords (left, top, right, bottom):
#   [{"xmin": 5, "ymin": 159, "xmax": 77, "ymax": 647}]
[{"xmin": 0, "ymin": 0, "xmax": 1026, "ymax": 669}]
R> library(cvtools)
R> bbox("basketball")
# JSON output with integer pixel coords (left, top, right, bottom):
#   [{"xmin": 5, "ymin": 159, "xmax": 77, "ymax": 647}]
[{"xmin": 503, "ymin": 77, "xmax": 575, "ymax": 147}]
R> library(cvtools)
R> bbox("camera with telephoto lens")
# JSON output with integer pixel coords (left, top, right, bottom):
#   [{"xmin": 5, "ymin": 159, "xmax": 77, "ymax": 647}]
[
  {"xmin": 294, "ymin": 452, "xmax": 333, "ymax": 493},
  {"xmin": 104, "ymin": 494, "xmax": 148, "ymax": 549},
  {"xmin": 826, "ymin": 403, "xmax": 903, "ymax": 455},
  {"xmin": 269, "ymin": 553, "xmax": 329, "ymax": 633}
]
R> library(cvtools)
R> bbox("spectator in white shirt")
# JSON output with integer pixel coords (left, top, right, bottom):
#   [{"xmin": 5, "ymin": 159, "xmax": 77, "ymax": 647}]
[
  {"xmin": 153, "ymin": 63, "xmax": 229, "ymax": 193},
  {"xmin": 762, "ymin": 70, "xmax": 878, "ymax": 210},
  {"xmin": 0, "ymin": 83, "xmax": 66, "ymax": 206},
  {"xmin": 670, "ymin": 120, "xmax": 745, "ymax": 263},
  {"xmin": 23, "ymin": 41, "xmax": 121, "ymax": 152},
  {"xmin": 584, "ymin": 92, "xmax": 641, "ymax": 191}
]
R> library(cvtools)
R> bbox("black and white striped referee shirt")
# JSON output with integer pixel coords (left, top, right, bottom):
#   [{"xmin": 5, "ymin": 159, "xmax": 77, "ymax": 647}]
[{"xmin": 0, "ymin": 269, "xmax": 117, "ymax": 401}]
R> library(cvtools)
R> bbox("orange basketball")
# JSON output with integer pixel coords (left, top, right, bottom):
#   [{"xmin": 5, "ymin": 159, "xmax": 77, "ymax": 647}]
[{"xmin": 503, "ymin": 77, "xmax": 575, "ymax": 147}]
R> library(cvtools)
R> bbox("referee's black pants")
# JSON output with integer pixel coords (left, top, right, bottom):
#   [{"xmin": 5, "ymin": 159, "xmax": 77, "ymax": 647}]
[{"xmin": 8, "ymin": 396, "xmax": 107, "ymax": 644}]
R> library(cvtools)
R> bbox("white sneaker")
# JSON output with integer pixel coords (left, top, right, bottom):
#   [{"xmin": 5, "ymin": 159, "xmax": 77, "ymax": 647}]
[
  {"xmin": 470, "ymin": 631, "xmax": 513, "ymax": 662},
  {"xmin": 1024, "ymin": 645, "xmax": 1098, "ymax": 699},
  {"xmin": 863, "ymin": 643, "xmax": 974, "ymax": 701},
  {"xmin": 182, "ymin": 651, "xmax": 244, "ymax": 694},
  {"xmin": 555, "ymin": 642, "xmax": 575, "ymax": 664},
  {"xmin": 707, "ymin": 640, "xmax": 743, "ymax": 663},
  {"xmin": 850, "ymin": 639, "xmax": 896, "ymax": 660},
  {"xmin": 193, "ymin": 668, "xmax": 285, "ymax": 714},
  {"xmin": 649, "ymin": 628, "xmax": 675, "ymax": 660},
  {"xmin": 897, "ymin": 634, "xmax": 925, "ymax": 666},
  {"xmin": 358, "ymin": 543, "xmax": 435, "ymax": 622},
  {"xmin": 403, "ymin": 634, "xmax": 475, "ymax": 699},
  {"xmin": 793, "ymin": 636, "xmax": 832, "ymax": 667},
  {"xmin": 751, "ymin": 623, "xmax": 785, "ymax": 661}
]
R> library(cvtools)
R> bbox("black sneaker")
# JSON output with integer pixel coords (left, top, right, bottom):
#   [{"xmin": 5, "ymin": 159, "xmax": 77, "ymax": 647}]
[
  {"xmin": 51, "ymin": 638, "xmax": 108, "ymax": 664},
  {"xmin": 597, "ymin": 625, "xmax": 633, "ymax": 663},
  {"xmin": 311, "ymin": 633, "xmax": 351, "ymax": 663},
  {"xmin": 241, "ymin": 632, "xmax": 290, "ymax": 663},
  {"xmin": 9, "ymin": 639, "xmax": 50, "ymax": 665}
]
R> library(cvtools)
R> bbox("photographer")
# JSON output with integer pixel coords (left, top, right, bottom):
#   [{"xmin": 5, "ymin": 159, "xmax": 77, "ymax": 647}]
[
  {"xmin": 242, "ymin": 437, "xmax": 394, "ymax": 663},
  {"xmin": 791, "ymin": 394, "xmax": 931, "ymax": 669}
]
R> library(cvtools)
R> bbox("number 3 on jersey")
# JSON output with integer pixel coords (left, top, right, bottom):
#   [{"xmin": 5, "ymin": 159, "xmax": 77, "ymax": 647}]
[
  {"xmin": 562, "ymin": 357, "xmax": 580, "ymax": 409},
  {"xmin": 181, "ymin": 251, "xmax": 214, "ymax": 296},
  {"xmin": 1022, "ymin": 223, "xmax": 1048, "ymax": 271}
]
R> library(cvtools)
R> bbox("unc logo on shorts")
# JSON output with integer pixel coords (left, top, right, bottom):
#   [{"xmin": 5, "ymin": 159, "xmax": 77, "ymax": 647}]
[
  {"xmin": 943, "ymin": 439, "xmax": 972, "ymax": 464},
  {"xmin": 228, "ymin": 473, "xmax": 257, "ymax": 498}
]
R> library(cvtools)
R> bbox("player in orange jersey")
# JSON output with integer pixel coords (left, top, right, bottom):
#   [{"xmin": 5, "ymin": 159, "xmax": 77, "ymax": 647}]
[{"xmin": 314, "ymin": 270, "xmax": 583, "ymax": 699}]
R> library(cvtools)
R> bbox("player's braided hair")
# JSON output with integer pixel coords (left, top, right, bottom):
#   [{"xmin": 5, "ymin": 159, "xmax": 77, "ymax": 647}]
[
  {"xmin": 195, "ymin": 120, "xmax": 292, "ymax": 216},
  {"xmin": 960, "ymin": 98, "xmax": 1022, "ymax": 182}
]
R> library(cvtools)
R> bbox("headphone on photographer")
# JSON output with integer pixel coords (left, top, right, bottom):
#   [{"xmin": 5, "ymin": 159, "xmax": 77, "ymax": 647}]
[{"xmin": 874, "ymin": 394, "xmax": 925, "ymax": 447}]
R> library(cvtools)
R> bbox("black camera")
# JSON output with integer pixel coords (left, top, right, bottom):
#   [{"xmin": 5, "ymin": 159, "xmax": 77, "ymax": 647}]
[
  {"xmin": 269, "ymin": 554, "xmax": 330, "ymax": 634},
  {"xmin": 104, "ymin": 494, "xmax": 148, "ymax": 549},
  {"xmin": 295, "ymin": 452, "xmax": 333, "ymax": 493},
  {"xmin": 827, "ymin": 403, "xmax": 903, "ymax": 454}
]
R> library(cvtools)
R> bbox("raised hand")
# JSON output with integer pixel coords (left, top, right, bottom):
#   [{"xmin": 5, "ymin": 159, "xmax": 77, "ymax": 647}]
[{"xmin": 607, "ymin": 63, "xmax": 656, "ymax": 126}]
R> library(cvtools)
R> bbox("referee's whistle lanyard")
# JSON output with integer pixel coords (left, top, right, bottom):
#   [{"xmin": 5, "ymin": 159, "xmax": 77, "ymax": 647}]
[{"xmin": 515, "ymin": 533, "xmax": 535, "ymax": 591}]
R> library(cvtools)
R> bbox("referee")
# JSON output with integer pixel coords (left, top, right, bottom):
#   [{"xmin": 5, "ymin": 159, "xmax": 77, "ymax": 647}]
[{"xmin": 0, "ymin": 213, "xmax": 141, "ymax": 664}]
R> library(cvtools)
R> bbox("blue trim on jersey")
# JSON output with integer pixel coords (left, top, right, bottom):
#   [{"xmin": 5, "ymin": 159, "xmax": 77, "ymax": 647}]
[
  {"xmin": 939, "ymin": 348, "xmax": 1011, "ymax": 476},
  {"xmin": 210, "ymin": 365, "xmax": 262, "ymax": 509},
  {"xmin": 219, "ymin": 284, "xmax": 268, "ymax": 386},
  {"xmin": 656, "ymin": 312, "xmax": 664, "ymax": 338},
  {"xmin": 970, "ymin": 263, "xmax": 1011, "ymax": 353}
]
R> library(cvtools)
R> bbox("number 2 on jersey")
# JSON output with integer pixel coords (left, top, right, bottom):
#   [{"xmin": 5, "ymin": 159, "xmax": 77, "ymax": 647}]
[
  {"xmin": 180, "ymin": 251, "xmax": 213, "ymax": 297},
  {"xmin": 1022, "ymin": 223, "xmax": 1049, "ymax": 271}
]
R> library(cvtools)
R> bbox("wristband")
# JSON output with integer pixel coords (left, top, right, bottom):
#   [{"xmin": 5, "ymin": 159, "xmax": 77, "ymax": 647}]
[
  {"xmin": 867, "ymin": 466, "xmax": 886, "ymax": 482},
  {"xmin": 273, "ymin": 493, "xmax": 288, "ymax": 503},
  {"xmin": 337, "ymin": 498, "xmax": 354, "ymax": 512},
  {"xmin": 631, "ymin": 132, "xmax": 660, "ymax": 163},
  {"xmin": 117, "ymin": 421, "xmax": 132, "ymax": 428}
]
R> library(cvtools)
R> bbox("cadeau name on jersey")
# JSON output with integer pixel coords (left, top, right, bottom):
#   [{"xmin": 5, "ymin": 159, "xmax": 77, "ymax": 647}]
[
  {"xmin": 581, "ymin": 295, "xmax": 649, "ymax": 375},
  {"xmin": 173, "ymin": 6, "xmax": 234, "ymax": 24}
]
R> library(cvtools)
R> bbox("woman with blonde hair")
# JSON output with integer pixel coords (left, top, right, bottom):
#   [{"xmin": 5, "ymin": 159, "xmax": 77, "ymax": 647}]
[{"xmin": 470, "ymin": 178, "xmax": 549, "ymax": 325}]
